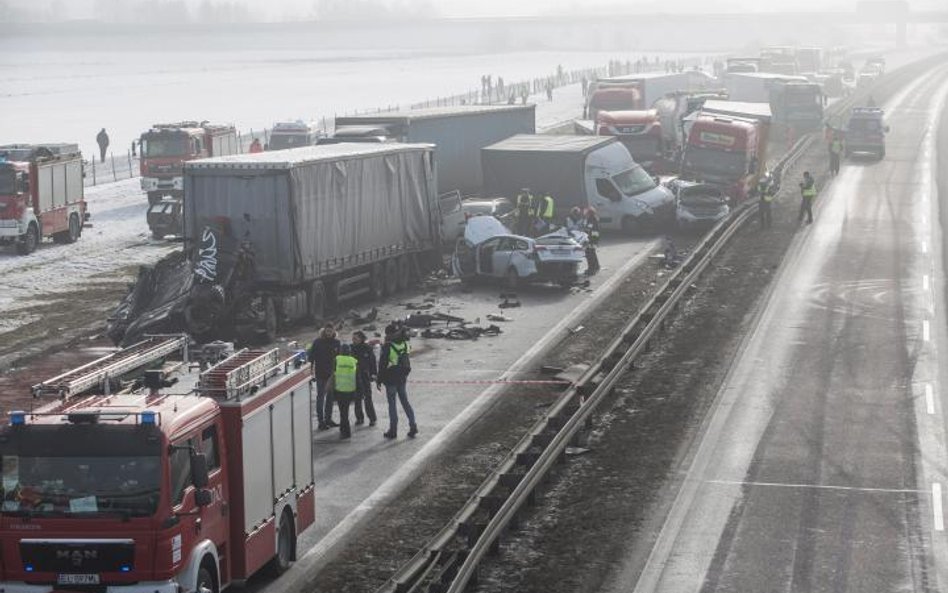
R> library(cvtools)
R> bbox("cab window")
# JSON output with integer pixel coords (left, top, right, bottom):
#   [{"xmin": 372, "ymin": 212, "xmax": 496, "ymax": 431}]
[
  {"xmin": 201, "ymin": 426, "xmax": 220, "ymax": 472},
  {"xmin": 170, "ymin": 438, "xmax": 194, "ymax": 507},
  {"xmin": 596, "ymin": 178, "xmax": 622, "ymax": 201}
]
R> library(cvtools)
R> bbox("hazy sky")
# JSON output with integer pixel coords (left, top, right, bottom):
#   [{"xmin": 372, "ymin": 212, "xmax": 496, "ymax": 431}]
[{"xmin": 8, "ymin": 0, "xmax": 946, "ymax": 21}]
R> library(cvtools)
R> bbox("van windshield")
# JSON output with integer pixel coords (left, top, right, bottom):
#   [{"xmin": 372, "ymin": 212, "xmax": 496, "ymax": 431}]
[{"xmin": 612, "ymin": 165, "xmax": 657, "ymax": 197}]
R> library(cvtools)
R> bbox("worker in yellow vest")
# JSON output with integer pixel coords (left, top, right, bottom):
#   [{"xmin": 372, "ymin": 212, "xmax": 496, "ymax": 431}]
[
  {"xmin": 331, "ymin": 344, "xmax": 359, "ymax": 439},
  {"xmin": 798, "ymin": 171, "xmax": 817, "ymax": 225},
  {"xmin": 539, "ymin": 194, "xmax": 556, "ymax": 231}
]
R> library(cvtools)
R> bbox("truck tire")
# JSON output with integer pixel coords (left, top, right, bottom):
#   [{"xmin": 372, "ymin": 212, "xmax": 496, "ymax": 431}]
[
  {"xmin": 397, "ymin": 255, "xmax": 411, "ymax": 291},
  {"xmin": 147, "ymin": 192, "xmax": 162, "ymax": 206},
  {"xmin": 16, "ymin": 223, "xmax": 38, "ymax": 255},
  {"xmin": 370, "ymin": 263, "xmax": 385, "ymax": 300},
  {"xmin": 384, "ymin": 259, "xmax": 399, "ymax": 296},
  {"xmin": 67, "ymin": 214, "xmax": 80, "ymax": 243},
  {"xmin": 308, "ymin": 281, "xmax": 326, "ymax": 322},
  {"xmin": 268, "ymin": 510, "xmax": 296, "ymax": 577},
  {"xmin": 196, "ymin": 564, "xmax": 217, "ymax": 593}
]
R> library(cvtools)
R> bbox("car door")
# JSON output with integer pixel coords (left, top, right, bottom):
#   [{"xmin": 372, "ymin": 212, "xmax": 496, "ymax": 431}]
[
  {"xmin": 506, "ymin": 237, "xmax": 536, "ymax": 278},
  {"xmin": 477, "ymin": 237, "xmax": 503, "ymax": 276}
]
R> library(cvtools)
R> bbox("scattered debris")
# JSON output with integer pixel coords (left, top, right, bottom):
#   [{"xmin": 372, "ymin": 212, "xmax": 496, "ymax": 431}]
[
  {"xmin": 405, "ymin": 312, "xmax": 466, "ymax": 328},
  {"xmin": 486, "ymin": 313, "xmax": 512, "ymax": 322},
  {"xmin": 348, "ymin": 307, "xmax": 378, "ymax": 325},
  {"xmin": 565, "ymin": 446, "xmax": 591, "ymax": 456},
  {"xmin": 569, "ymin": 325, "xmax": 584, "ymax": 334},
  {"xmin": 421, "ymin": 325, "xmax": 503, "ymax": 340},
  {"xmin": 402, "ymin": 302, "xmax": 435, "ymax": 310},
  {"xmin": 499, "ymin": 297, "xmax": 521, "ymax": 309},
  {"xmin": 540, "ymin": 365, "xmax": 566, "ymax": 375}
]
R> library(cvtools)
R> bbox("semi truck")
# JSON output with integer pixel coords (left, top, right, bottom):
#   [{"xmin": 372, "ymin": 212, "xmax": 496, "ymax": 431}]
[
  {"xmin": 584, "ymin": 71, "xmax": 715, "ymax": 121},
  {"xmin": 680, "ymin": 100, "xmax": 772, "ymax": 202},
  {"xmin": 0, "ymin": 144, "xmax": 87, "ymax": 255},
  {"xmin": 725, "ymin": 73, "xmax": 821, "ymax": 133},
  {"xmin": 0, "ymin": 335, "xmax": 315, "ymax": 593},
  {"xmin": 330, "ymin": 105, "xmax": 536, "ymax": 195},
  {"xmin": 109, "ymin": 143, "xmax": 441, "ymax": 346},
  {"xmin": 267, "ymin": 121, "xmax": 322, "ymax": 150},
  {"xmin": 140, "ymin": 122, "xmax": 240, "ymax": 205},
  {"xmin": 481, "ymin": 135, "xmax": 675, "ymax": 234}
]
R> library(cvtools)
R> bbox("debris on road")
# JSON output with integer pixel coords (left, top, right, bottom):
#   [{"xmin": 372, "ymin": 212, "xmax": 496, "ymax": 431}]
[
  {"xmin": 349, "ymin": 307, "xmax": 379, "ymax": 325},
  {"xmin": 486, "ymin": 314, "xmax": 513, "ymax": 322}
]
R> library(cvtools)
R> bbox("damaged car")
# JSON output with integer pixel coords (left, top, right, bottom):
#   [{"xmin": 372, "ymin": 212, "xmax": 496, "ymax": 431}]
[
  {"xmin": 669, "ymin": 179, "xmax": 730, "ymax": 230},
  {"xmin": 452, "ymin": 216, "xmax": 586, "ymax": 288}
]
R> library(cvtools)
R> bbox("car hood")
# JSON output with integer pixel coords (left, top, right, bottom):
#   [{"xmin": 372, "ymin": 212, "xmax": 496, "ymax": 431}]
[{"xmin": 464, "ymin": 216, "xmax": 510, "ymax": 246}]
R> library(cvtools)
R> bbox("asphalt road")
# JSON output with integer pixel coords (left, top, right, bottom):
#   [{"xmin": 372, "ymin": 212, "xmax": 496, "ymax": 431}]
[{"xmin": 623, "ymin": 63, "xmax": 948, "ymax": 593}]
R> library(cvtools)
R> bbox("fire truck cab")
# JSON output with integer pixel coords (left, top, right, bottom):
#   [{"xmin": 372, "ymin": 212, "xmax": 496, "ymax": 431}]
[
  {"xmin": 140, "ymin": 122, "xmax": 239, "ymax": 205},
  {"xmin": 0, "ymin": 336, "xmax": 315, "ymax": 593},
  {"xmin": 0, "ymin": 144, "xmax": 87, "ymax": 255}
]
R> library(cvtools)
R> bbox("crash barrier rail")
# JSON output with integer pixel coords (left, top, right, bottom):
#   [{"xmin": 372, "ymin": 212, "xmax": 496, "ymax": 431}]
[{"xmin": 375, "ymin": 85, "xmax": 861, "ymax": 593}]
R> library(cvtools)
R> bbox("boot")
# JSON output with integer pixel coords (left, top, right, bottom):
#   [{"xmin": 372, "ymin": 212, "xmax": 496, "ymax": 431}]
[
  {"xmin": 383, "ymin": 430, "xmax": 397, "ymax": 439},
  {"xmin": 407, "ymin": 426, "xmax": 418, "ymax": 438}
]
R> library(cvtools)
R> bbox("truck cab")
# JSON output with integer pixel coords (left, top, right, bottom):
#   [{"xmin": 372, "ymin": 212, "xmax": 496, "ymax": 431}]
[
  {"xmin": 267, "ymin": 121, "xmax": 321, "ymax": 150},
  {"xmin": 0, "ymin": 337, "xmax": 315, "ymax": 593},
  {"xmin": 844, "ymin": 107, "xmax": 888, "ymax": 159},
  {"xmin": 771, "ymin": 81, "xmax": 824, "ymax": 132},
  {"xmin": 140, "ymin": 122, "xmax": 239, "ymax": 205},
  {"xmin": 681, "ymin": 115, "xmax": 762, "ymax": 202},
  {"xmin": 596, "ymin": 110, "xmax": 664, "ymax": 172},
  {"xmin": 586, "ymin": 85, "xmax": 643, "ymax": 121}
]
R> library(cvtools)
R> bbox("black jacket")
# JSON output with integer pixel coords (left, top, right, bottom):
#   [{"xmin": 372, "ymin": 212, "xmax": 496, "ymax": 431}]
[
  {"xmin": 351, "ymin": 343, "xmax": 377, "ymax": 379},
  {"xmin": 309, "ymin": 337, "xmax": 340, "ymax": 380}
]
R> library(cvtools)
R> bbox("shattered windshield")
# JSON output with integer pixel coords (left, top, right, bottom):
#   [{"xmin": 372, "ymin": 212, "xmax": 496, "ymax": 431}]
[
  {"xmin": 684, "ymin": 147, "xmax": 747, "ymax": 179},
  {"xmin": 612, "ymin": 165, "xmax": 657, "ymax": 197}
]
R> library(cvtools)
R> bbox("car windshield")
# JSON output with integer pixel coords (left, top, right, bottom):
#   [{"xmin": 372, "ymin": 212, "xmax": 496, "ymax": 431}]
[
  {"xmin": 612, "ymin": 165, "xmax": 657, "ymax": 197},
  {"xmin": 1, "ymin": 427, "xmax": 162, "ymax": 518},
  {"xmin": 269, "ymin": 134, "xmax": 309, "ymax": 150},
  {"xmin": 143, "ymin": 135, "xmax": 190, "ymax": 158},
  {"xmin": 0, "ymin": 167, "xmax": 16, "ymax": 195},
  {"xmin": 684, "ymin": 147, "xmax": 747, "ymax": 179}
]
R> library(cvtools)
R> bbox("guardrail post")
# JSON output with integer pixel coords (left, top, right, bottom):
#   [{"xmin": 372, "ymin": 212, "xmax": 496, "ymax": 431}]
[{"xmin": 110, "ymin": 153, "xmax": 117, "ymax": 182}]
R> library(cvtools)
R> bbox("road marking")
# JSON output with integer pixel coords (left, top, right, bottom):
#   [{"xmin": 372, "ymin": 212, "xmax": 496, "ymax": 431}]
[
  {"xmin": 927, "ymin": 383, "xmax": 936, "ymax": 415},
  {"xmin": 704, "ymin": 478, "xmax": 924, "ymax": 494},
  {"xmin": 923, "ymin": 240, "xmax": 929, "ymax": 254},
  {"xmin": 924, "ymin": 320, "xmax": 931, "ymax": 342},
  {"xmin": 935, "ymin": 483, "xmax": 945, "ymax": 532},
  {"xmin": 924, "ymin": 275, "xmax": 931, "ymax": 291}
]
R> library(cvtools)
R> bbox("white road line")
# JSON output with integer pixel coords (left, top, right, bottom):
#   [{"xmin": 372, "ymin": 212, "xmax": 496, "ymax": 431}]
[
  {"xmin": 927, "ymin": 383, "xmax": 936, "ymax": 415},
  {"xmin": 923, "ymin": 240, "xmax": 929, "ymax": 254},
  {"xmin": 704, "ymin": 478, "xmax": 925, "ymax": 494},
  {"xmin": 924, "ymin": 320, "xmax": 931, "ymax": 342},
  {"xmin": 935, "ymin": 483, "xmax": 945, "ymax": 532},
  {"xmin": 925, "ymin": 275, "xmax": 931, "ymax": 291}
]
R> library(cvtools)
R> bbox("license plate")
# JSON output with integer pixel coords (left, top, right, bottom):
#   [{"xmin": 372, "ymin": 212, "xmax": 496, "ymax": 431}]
[{"xmin": 57, "ymin": 574, "xmax": 100, "ymax": 585}]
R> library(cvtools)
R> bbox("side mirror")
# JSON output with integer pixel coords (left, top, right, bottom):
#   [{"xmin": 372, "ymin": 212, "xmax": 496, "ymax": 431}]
[
  {"xmin": 194, "ymin": 489, "xmax": 213, "ymax": 508},
  {"xmin": 190, "ymin": 451, "xmax": 209, "ymax": 489}
]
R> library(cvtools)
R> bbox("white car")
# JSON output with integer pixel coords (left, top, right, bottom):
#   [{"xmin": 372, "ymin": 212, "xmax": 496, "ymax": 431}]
[
  {"xmin": 669, "ymin": 179, "xmax": 730, "ymax": 230},
  {"xmin": 452, "ymin": 217, "xmax": 587, "ymax": 287}
]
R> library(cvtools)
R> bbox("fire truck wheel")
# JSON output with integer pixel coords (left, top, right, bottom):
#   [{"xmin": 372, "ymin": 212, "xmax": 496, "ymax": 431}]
[
  {"xmin": 269, "ymin": 510, "xmax": 295, "ymax": 576},
  {"xmin": 66, "ymin": 214, "xmax": 80, "ymax": 243},
  {"xmin": 196, "ymin": 564, "xmax": 217, "ymax": 593},
  {"xmin": 16, "ymin": 223, "xmax": 38, "ymax": 255}
]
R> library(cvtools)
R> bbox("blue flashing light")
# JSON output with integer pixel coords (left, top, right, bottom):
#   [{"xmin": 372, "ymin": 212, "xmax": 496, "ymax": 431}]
[
  {"xmin": 120, "ymin": 565, "xmax": 132, "ymax": 573},
  {"xmin": 140, "ymin": 411, "xmax": 157, "ymax": 425},
  {"xmin": 10, "ymin": 411, "xmax": 26, "ymax": 426},
  {"xmin": 24, "ymin": 564, "xmax": 34, "ymax": 572}
]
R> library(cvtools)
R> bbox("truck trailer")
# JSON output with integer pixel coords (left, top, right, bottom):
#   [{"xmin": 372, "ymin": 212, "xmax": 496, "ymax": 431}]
[
  {"xmin": 331, "ymin": 104, "xmax": 536, "ymax": 195},
  {"xmin": 0, "ymin": 336, "xmax": 315, "ymax": 593},
  {"xmin": 0, "ymin": 144, "xmax": 87, "ymax": 255},
  {"xmin": 481, "ymin": 135, "xmax": 675, "ymax": 234},
  {"xmin": 109, "ymin": 143, "xmax": 441, "ymax": 345}
]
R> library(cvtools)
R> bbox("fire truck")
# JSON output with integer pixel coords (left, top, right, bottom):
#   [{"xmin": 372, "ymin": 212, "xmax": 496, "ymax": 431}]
[
  {"xmin": 0, "ymin": 144, "xmax": 87, "ymax": 255},
  {"xmin": 140, "ymin": 122, "xmax": 239, "ymax": 205},
  {"xmin": 0, "ymin": 336, "xmax": 315, "ymax": 593}
]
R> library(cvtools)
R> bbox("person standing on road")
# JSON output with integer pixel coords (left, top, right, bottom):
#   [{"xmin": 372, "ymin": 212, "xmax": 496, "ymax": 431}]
[
  {"xmin": 798, "ymin": 171, "xmax": 817, "ymax": 225},
  {"xmin": 829, "ymin": 134, "xmax": 844, "ymax": 176},
  {"xmin": 310, "ymin": 325, "xmax": 341, "ymax": 430},
  {"xmin": 351, "ymin": 331, "xmax": 377, "ymax": 427},
  {"xmin": 515, "ymin": 188, "xmax": 534, "ymax": 236},
  {"xmin": 330, "ymin": 344, "xmax": 359, "ymax": 440},
  {"xmin": 583, "ymin": 207, "xmax": 601, "ymax": 276},
  {"xmin": 758, "ymin": 175, "xmax": 776, "ymax": 229},
  {"xmin": 377, "ymin": 324, "xmax": 417, "ymax": 439},
  {"xmin": 538, "ymin": 194, "xmax": 556, "ymax": 229},
  {"xmin": 96, "ymin": 128, "xmax": 110, "ymax": 163}
]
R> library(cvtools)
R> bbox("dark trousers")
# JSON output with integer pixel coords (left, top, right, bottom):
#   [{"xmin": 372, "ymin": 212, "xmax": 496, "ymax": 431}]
[
  {"xmin": 830, "ymin": 152, "xmax": 840, "ymax": 175},
  {"xmin": 585, "ymin": 246, "xmax": 600, "ymax": 274},
  {"xmin": 335, "ymin": 392, "xmax": 354, "ymax": 437},
  {"xmin": 354, "ymin": 375, "xmax": 377, "ymax": 423},
  {"xmin": 385, "ymin": 378, "xmax": 416, "ymax": 434},
  {"xmin": 759, "ymin": 201, "xmax": 772, "ymax": 228},
  {"xmin": 798, "ymin": 197, "xmax": 814, "ymax": 224},
  {"xmin": 98, "ymin": 145, "xmax": 107, "ymax": 163},
  {"xmin": 315, "ymin": 376, "xmax": 335, "ymax": 425}
]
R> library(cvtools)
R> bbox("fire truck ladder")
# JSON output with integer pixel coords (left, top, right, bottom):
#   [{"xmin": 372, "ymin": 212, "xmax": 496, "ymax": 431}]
[
  {"xmin": 31, "ymin": 335, "xmax": 189, "ymax": 400},
  {"xmin": 198, "ymin": 348, "xmax": 281, "ymax": 401}
]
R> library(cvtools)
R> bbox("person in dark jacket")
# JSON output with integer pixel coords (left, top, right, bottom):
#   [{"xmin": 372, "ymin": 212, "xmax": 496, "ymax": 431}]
[
  {"xmin": 351, "ymin": 331, "xmax": 377, "ymax": 426},
  {"xmin": 96, "ymin": 128, "xmax": 110, "ymax": 163},
  {"xmin": 583, "ymin": 208, "xmax": 601, "ymax": 275},
  {"xmin": 310, "ymin": 325, "xmax": 340, "ymax": 430},
  {"xmin": 377, "ymin": 323, "xmax": 417, "ymax": 439}
]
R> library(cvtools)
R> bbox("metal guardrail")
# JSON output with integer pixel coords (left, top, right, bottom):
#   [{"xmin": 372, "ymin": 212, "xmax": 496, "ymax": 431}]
[{"xmin": 375, "ymin": 88, "xmax": 861, "ymax": 593}]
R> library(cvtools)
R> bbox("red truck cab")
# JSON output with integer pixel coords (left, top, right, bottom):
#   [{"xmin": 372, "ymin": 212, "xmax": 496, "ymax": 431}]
[
  {"xmin": 596, "ymin": 109, "xmax": 664, "ymax": 172},
  {"xmin": 0, "ymin": 336, "xmax": 315, "ymax": 593},
  {"xmin": 681, "ymin": 115, "xmax": 762, "ymax": 202},
  {"xmin": 586, "ymin": 85, "xmax": 643, "ymax": 121},
  {"xmin": 0, "ymin": 144, "xmax": 86, "ymax": 255},
  {"xmin": 140, "ymin": 123, "xmax": 239, "ymax": 205}
]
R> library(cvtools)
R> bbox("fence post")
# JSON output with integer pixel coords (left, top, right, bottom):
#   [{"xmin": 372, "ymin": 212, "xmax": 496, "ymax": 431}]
[
  {"xmin": 111, "ymin": 153, "xmax": 117, "ymax": 182},
  {"xmin": 127, "ymin": 150, "xmax": 132, "ymax": 178},
  {"xmin": 91, "ymin": 158, "xmax": 96, "ymax": 186}
]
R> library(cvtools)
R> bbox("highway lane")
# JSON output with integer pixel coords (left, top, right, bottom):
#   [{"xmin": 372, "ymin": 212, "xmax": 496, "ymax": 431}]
[{"xmin": 621, "ymin": 62, "xmax": 948, "ymax": 593}]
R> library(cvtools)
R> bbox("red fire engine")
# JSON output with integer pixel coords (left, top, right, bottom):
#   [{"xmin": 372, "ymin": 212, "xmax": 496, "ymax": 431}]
[
  {"xmin": 0, "ymin": 144, "xmax": 87, "ymax": 255},
  {"xmin": 0, "ymin": 336, "xmax": 315, "ymax": 593},
  {"xmin": 139, "ymin": 122, "xmax": 239, "ymax": 205}
]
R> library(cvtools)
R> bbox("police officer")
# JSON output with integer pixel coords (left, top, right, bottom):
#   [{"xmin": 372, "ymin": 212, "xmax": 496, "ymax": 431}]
[
  {"xmin": 758, "ymin": 174, "xmax": 776, "ymax": 229},
  {"xmin": 798, "ymin": 171, "xmax": 817, "ymax": 225},
  {"xmin": 331, "ymin": 344, "xmax": 359, "ymax": 440},
  {"xmin": 515, "ymin": 188, "xmax": 534, "ymax": 236}
]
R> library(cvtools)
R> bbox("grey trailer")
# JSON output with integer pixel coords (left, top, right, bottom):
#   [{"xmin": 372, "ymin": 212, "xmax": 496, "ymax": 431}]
[{"xmin": 333, "ymin": 104, "xmax": 536, "ymax": 195}]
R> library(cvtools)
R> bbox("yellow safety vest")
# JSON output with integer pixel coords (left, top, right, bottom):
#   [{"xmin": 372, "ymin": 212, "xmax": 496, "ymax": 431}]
[
  {"xmin": 388, "ymin": 341, "xmax": 410, "ymax": 366},
  {"xmin": 802, "ymin": 182, "xmax": 817, "ymax": 199},
  {"xmin": 333, "ymin": 355, "xmax": 358, "ymax": 393},
  {"xmin": 831, "ymin": 140, "xmax": 843, "ymax": 154},
  {"xmin": 762, "ymin": 190, "xmax": 775, "ymax": 203},
  {"xmin": 541, "ymin": 196, "xmax": 555, "ymax": 219}
]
